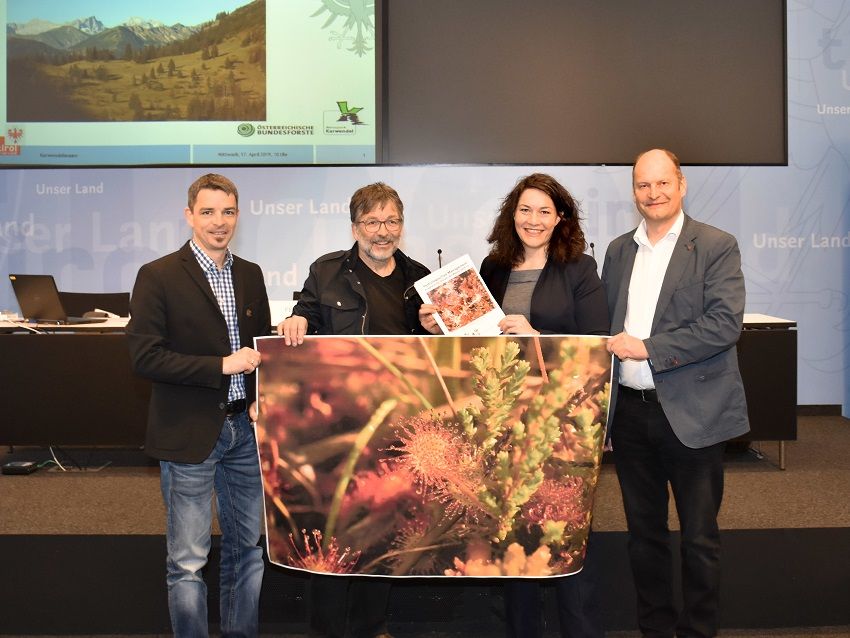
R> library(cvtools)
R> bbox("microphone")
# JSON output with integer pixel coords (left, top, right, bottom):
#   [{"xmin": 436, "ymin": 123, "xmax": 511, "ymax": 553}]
[
  {"xmin": 437, "ymin": 248, "xmax": 443, "ymax": 268},
  {"xmin": 589, "ymin": 242, "xmax": 595, "ymax": 259}
]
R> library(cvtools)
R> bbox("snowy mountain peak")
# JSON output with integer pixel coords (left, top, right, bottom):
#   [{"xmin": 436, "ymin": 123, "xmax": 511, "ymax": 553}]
[
  {"xmin": 124, "ymin": 17, "xmax": 167, "ymax": 30},
  {"xmin": 71, "ymin": 16, "xmax": 105, "ymax": 35}
]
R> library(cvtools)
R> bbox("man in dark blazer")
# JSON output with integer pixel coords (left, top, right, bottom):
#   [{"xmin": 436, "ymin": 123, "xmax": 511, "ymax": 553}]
[
  {"xmin": 128, "ymin": 173, "xmax": 270, "ymax": 637},
  {"xmin": 601, "ymin": 149, "xmax": 749, "ymax": 638}
]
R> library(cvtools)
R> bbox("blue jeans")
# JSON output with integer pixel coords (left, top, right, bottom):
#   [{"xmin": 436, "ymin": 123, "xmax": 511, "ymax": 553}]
[{"xmin": 160, "ymin": 411, "xmax": 264, "ymax": 638}]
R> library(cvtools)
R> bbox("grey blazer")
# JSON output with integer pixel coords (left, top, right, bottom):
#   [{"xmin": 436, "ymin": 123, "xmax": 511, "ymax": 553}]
[{"xmin": 601, "ymin": 214, "xmax": 750, "ymax": 448}]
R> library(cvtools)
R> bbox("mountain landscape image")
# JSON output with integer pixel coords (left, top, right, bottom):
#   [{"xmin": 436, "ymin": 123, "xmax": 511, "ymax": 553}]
[{"xmin": 6, "ymin": 0, "xmax": 265, "ymax": 122}]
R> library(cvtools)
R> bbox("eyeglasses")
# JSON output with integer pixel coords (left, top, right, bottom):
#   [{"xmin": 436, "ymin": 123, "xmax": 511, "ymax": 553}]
[{"xmin": 356, "ymin": 218, "xmax": 403, "ymax": 233}]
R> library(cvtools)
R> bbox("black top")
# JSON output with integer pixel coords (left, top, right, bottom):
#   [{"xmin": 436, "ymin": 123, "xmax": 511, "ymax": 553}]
[
  {"xmin": 355, "ymin": 258, "xmax": 408, "ymax": 335},
  {"xmin": 292, "ymin": 243, "xmax": 430, "ymax": 335},
  {"xmin": 480, "ymin": 253, "xmax": 610, "ymax": 336}
]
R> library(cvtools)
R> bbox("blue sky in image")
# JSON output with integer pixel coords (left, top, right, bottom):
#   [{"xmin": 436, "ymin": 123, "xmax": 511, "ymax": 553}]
[{"xmin": 7, "ymin": 0, "xmax": 253, "ymax": 27}]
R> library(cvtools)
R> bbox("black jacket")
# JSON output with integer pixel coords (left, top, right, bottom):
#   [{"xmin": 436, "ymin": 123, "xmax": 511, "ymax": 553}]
[
  {"xmin": 127, "ymin": 241, "xmax": 271, "ymax": 463},
  {"xmin": 480, "ymin": 253, "xmax": 610, "ymax": 335},
  {"xmin": 292, "ymin": 243, "xmax": 430, "ymax": 335}
]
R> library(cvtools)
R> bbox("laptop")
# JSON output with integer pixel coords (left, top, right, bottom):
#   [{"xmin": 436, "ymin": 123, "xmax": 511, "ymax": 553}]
[{"xmin": 8, "ymin": 274, "xmax": 108, "ymax": 324}]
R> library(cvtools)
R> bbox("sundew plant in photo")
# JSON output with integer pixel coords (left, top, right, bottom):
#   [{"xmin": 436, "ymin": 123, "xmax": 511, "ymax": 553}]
[{"xmin": 255, "ymin": 335, "xmax": 610, "ymax": 578}]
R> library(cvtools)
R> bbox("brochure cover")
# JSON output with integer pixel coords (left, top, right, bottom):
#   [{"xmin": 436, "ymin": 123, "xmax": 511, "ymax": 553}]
[{"xmin": 414, "ymin": 254, "xmax": 504, "ymax": 336}]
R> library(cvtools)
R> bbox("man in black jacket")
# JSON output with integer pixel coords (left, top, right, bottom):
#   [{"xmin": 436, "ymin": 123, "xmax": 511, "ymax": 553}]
[
  {"xmin": 278, "ymin": 182, "xmax": 434, "ymax": 638},
  {"xmin": 280, "ymin": 182, "xmax": 430, "ymax": 344},
  {"xmin": 128, "ymin": 173, "xmax": 270, "ymax": 637}
]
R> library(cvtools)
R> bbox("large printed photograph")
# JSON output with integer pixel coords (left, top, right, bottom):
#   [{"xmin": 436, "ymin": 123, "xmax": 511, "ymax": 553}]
[
  {"xmin": 6, "ymin": 0, "xmax": 266, "ymax": 122},
  {"xmin": 255, "ymin": 335, "xmax": 611, "ymax": 578}
]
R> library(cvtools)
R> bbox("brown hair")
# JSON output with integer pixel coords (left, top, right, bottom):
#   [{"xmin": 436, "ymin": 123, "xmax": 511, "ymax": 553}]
[
  {"xmin": 187, "ymin": 173, "xmax": 239, "ymax": 209},
  {"xmin": 349, "ymin": 182, "xmax": 404, "ymax": 223},
  {"xmin": 486, "ymin": 173, "xmax": 586, "ymax": 267}
]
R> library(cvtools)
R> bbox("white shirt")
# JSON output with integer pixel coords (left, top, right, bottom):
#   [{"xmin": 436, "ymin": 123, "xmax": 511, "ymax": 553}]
[{"xmin": 619, "ymin": 211, "xmax": 685, "ymax": 390}]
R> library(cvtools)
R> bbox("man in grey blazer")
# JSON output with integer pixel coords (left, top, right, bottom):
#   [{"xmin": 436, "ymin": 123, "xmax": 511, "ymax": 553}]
[
  {"xmin": 601, "ymin": 149, "xmax": 749, "ymax": 638},
  {"xmin": 128, "ymin": 173, "xmax": 270, "ymax": 637}
]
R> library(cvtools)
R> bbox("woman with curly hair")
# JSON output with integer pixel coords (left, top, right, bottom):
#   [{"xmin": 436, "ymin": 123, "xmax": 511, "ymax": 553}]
[
  {"xmin": 481, "ymin": 172, "xmax": 609, "ymax": 338},
  {"xmin": 485, "ymin": 173, "xmax": 608, "ymax": 638}
]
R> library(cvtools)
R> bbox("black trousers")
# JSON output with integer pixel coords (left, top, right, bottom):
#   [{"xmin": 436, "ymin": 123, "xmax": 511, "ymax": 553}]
[
  {"xmin": 308, "ymin": 574, "xmax": 391, "ymax": 638},
  {"xmin": 504, "ymin": 532, "xmax": 604, "ymax": 637},
  {"xmin": 611, "ymin": 389, "xmax": 725, "ymax": 638}
]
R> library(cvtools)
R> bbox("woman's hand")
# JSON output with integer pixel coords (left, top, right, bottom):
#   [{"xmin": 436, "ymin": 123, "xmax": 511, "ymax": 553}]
[{"xmin": 498, "ymin": 314, "xmax": 539, "ymax": 335}]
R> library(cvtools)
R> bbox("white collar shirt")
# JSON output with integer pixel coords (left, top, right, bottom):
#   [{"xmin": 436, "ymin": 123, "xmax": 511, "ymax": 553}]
[{"xmin": 619, "ymin": 211, "xmax": 685, "ymax": 390}]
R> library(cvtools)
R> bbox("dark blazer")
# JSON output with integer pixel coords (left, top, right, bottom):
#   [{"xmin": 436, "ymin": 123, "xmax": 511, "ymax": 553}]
[
  {"xmin": 601, "ymin": 214, "xmax": 750, "ymax": 448},
  {"xmin": 480, "ymin": 253, "xmax": 609, "ymax": 335},
  {"xmin": 127, "ymin": 241, "xmax": 271, "ymax": 463},
  {"xmin": 292, "ymin": 243, "xmax": 430, "ymax": 335}
]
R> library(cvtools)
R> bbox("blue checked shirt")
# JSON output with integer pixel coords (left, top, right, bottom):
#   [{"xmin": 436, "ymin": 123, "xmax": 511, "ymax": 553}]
[{"xmin": 190, "ymin": 240, "xmax": 244, "ymax": 402}]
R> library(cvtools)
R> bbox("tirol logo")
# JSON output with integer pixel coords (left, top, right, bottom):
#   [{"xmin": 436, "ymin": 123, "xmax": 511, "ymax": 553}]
[
  {"xmin": 336, "ymin": 101, "xmax": 364, "ymax": 125},
  {"xmin": 0, "ymin": 128, "xmax": 22, "ymax": 156},
  {"xmin": 237, "ymin": 123, "xmax": 255, "ymax": 137}
]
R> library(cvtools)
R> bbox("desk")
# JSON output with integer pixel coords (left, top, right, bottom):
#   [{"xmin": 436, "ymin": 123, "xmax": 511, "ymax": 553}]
[
  {"xmin": 0, "ymin": 332, "xmax": 150, "ymax": 446},
  {"xmin": 0, "ymin": 317, "xmax": 129, "ymax": 333},
  {"xmin": 738, "ymin": 314, "xmax": 797, "ymax": 468},
  {"xmin": 1, "ymin": 316, "xmax": 797, "ymax": 455}
]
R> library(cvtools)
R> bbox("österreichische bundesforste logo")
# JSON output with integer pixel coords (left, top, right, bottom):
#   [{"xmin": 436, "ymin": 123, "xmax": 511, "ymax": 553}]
[{"xmin": 237, "ymin": 123, "xmax": 255, "ymax": 137}]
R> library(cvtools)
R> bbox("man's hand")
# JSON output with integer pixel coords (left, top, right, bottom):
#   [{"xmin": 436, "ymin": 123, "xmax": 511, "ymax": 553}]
[
  {"xmin": 498, "ymin": 314, "xmax": 539, "ymax": 335},
  {"xmin": 248, "ymin": 400, "xmax": 260, "ymax": 423},
  {"xmin": 607, "ymin": 331, "xmax": 649, "ymax": 361},
  {"xmin": 418, "ymin": 304, "xmax": 443, "ymax": 334},
  {"xmin": 223, "ymin": 346, "xmax": 262, "ymax": 374},
  {"xmin": 277, "ymin": 315, "xmax": 308, "ymax": 346}
]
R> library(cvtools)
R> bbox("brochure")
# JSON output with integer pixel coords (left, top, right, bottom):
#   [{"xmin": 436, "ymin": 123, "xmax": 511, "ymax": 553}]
[{"xmin": 414, "ymin": 254, "xmax": 504, "ymax": 336}]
